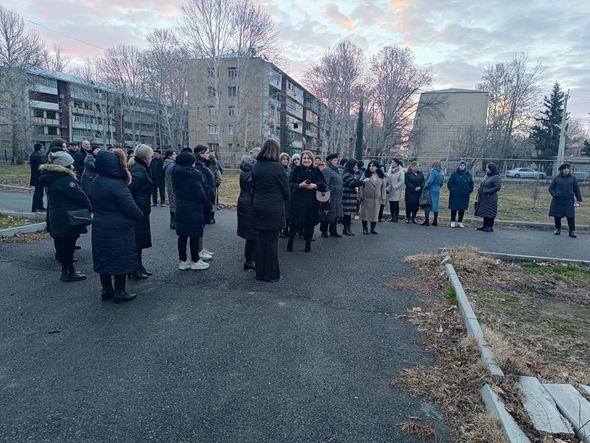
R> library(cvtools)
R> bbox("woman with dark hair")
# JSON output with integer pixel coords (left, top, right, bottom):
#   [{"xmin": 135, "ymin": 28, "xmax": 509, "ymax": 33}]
[
  {"xmin": 193, "ymin": 145, "xmax": 216, "ymax": 260},
  {"xmin": 252, "ymin": 139, "xmax": 290, "ymax": 282},
  {"xmin": 404, "ymin": 161, "xmax": 424, "ymax": 224},
  {"xmin": 128, "ymin": 144, "xmax": 154, "ymax": 279},
  {"xmin": 81, "ymin": 146, "xmax": 101, "ymax": 194},
  {"xmin": 359, "ymin": 160, "xmax": 387, "ymax": 234},
  {"xmin": 39, "ymin": 151, "xmax": 92, "ymax": 282},
  {"xmin": 237, "ymin": 147, "xmax": 260, "ymax": 271},
  {"xmin": 173, "ymin": 151, "xmax": 211, "ymax": 270},
  {"xmin": 320, "ymin": 153, "xmax": 344, "ymax": 237},
  {"xmin": 386, "ymin": 158, "xmax": 404, "ymax": 222},
  {"xmin": 447, "ymin": 160, "xmax": 473, "ymax": 228},
  {"xmin": 549, "ymin": 163, "xmax": 583, "ymax": 238},
  {"xmin": 287, "ymin": 150, "xmax": 325, "ymax": 253},
  {"xmin": 163, "ymin": 149, "xmax": 177, "ymax": 230},
  {"xmin": 475, "ymin": 163, "xmax": 502, "ymax": 232},
  {"xmin": 90, "ymin": 149, "xmax": 143, "ymax": 303},
  {"xmin": 421, "ymin": 161, "xmax": 445, "ymax": 226},
  {"xmin": 342, "ymin": 159, "xmax": 364, "ymax": 235}
]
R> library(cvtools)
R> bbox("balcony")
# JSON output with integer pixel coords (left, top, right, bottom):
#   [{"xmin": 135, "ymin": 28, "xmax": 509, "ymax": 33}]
[
  {"xmin": 31, "ymin": 117, "xmax": 60, "ymax": 126},
  {"xmin": 30, "ymin": 100, "xmax": 59, "ymax": 111}
]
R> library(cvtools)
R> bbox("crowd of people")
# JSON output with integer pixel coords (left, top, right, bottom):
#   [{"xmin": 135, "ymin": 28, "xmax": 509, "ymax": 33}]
[{"xmin": 28, "ymin": 137, "xmax": 583, "ymax": 302}]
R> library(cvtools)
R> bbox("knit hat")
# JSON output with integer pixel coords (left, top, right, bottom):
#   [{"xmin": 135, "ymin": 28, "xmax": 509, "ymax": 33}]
[
  {"xmin": 291, "ymin": 153, "xmax": 301, "ymax": 161},
  {"xmin": 50, "ymin": 151, "xmax": 74, "ymax": 167},
  {"xmin": 558, "ymin": 163, "xmax": 570, "ymax": 171},
  {"xmin": 176, "ymin": 151, "xmax": 196, "ymax": 167},
  {"xmin": 326, "ymin": 153, "xmax": 338, "ymax": 162}
]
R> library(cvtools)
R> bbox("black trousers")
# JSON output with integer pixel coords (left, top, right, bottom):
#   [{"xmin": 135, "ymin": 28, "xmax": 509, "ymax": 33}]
[
  {"xmin": 289, "ymin": 224, "xmax": 314, "ymax": 242},
  {"xmin": 152, "ymin": 182, "xmax": 165, "ymax": 205},
  {"xmin": 54, "ymin": 236, "xmax": 78, "ymax": 269},
  {"xmin": 178, "ymin": 235, "xmax": 199, "ymax": 262},
  {"xmin": 483, "ymin": 217, "xmax": 495, "ymax": 228},
  {"xmin": 99, "ymin": 274, "xmax": 126, "ymax": 293},
  {"xmin": 245, "ymin": 239, "xmax": 257, "ymax": 262},
  {"xmin": 389, "ymin": 201, "xmax": 400, "ymax": 219},
  {"xmin": 554, "ymin": 217, "xmax": 575, "ymax": 231},
  {"xmin": 320, "ymin": 221, "xmax": 338, "ymax": 235},
  {"xmin": 32, "ymin": 184, "xmax": 44, "ymax": 211},
  {"xmin": 405, "ymin": 201, "xmax": 419, "ymax": 220},
  {"xmin": 451, "ymin": 209, "xmax": 465, "ymax": 222},
  {"xmin": 256, "ymin": 229, "xmax": 280, "ymax": 282},
  {"xmin": 378, "ymin": 204, "xmax": 385, "ymax": 221}
]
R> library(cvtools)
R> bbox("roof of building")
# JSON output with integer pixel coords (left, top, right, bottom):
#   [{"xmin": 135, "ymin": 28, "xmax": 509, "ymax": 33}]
[
  {"xmin": 422, "ymin": 88, "xmax": 487, "ymax": 94},
  {"xmin": 27, "ymin": 66, "xmax": 118, "ymax": 93}
]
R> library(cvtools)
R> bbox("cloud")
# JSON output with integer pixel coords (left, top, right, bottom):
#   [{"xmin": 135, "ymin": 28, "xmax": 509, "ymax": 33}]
[{"xmin": 324, "ymin": 4, "xmax": 355, "ymax": 30}]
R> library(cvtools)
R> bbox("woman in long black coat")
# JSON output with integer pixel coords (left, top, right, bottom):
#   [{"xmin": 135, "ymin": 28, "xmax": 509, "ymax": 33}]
[
  {"xmin": 193, "ymin": 145, "xmax": 216, "ymax": 261},
  {"xmin": 447, "ymin": 160, "xmax": 474, "ymax": 228},
  {"xmin": 549, "ymin": 163, "xmax": 583, "ymax": 238},
  {"xmin": 39, "ymin": 151, "xmax": 92, "ymax": 283},
  {"xmin": 128, "ymin": 144, "xmax": 154, "ymax": 279},
  {"xmin": 89, "ymin": 150, "xmax": 143, "ymax": 303},
  {"xmin": 172, "ymin": 151, "xmax": 211, "ymax": 270},
  {"xmin": 237, "ymin": 148, "xmax": 260, "ymax": 271},
  {"xmin": 252, "ymin": 139, "xmax": 290, "ymax": 282},
  {"xmin": 288, "ymin": 150, "xmax": 325, "ymax": 253},
  {"xmin": 404, "ymin": 161, "xmax": 424, "ymax": 224},
  {"xmin": 475, "ymin": 163, "xmax": 502, "ymax": 232}
]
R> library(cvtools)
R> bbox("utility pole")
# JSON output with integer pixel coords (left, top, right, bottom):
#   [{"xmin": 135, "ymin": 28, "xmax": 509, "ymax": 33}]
[{"xmin": 554, "ymin": 90, "xmax": 569, "ymax": 176}]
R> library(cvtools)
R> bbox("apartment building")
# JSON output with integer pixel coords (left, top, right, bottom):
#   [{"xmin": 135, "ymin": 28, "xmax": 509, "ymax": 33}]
[
  {"xmin": 188, "ymin": 56, "xmax": 327, "ymax": 168},
  {"xmin": 411, "ymin": 88, "xmax": 488, "ymax": 162},
  {"xmin": 0, "ymin": 67, "xmax": 186, "ymax": 162}
]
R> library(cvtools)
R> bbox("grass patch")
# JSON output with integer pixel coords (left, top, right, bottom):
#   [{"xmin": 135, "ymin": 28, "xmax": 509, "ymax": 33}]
[
  {"xmin": 443, "ymin": 285, "xmax": 457, "ymax": 305},
  {"xmin": 0, "ymin": 164, "xmax": 30, "ymax": 187},
  {"xmin": 218, "ymin": 170, "xmax": 239, "ymax": 209},
  {"xmin": 0, "ymin": 215, "xmax": 34, "ymax": 229},
  {"xmin": 520, "ymin": 260, "xmax": 590, "ymax": 281}
]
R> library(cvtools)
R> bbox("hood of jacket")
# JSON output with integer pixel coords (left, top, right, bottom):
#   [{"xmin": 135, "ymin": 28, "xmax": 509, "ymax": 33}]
[
  {"xmin": 456, "ymin": 160, "xmax": 468, "ymax": 173},
  {"xmin": 38, "ymin": 163, "xmax": 77, "ymax": 186},
  {"xmin": 172, "ymin": 164, "xmax": 201, "ymax": 180},
  {"xmin": 95, "ymin": 150, "xmax": 129, "ymax": 181},
  {"xmin": 163, "ymin": 158, "xmax": 175, "ymax": 170},
  {"xmin": 240, "ymin": 154, "xmax": 256, "ymax": 172}
]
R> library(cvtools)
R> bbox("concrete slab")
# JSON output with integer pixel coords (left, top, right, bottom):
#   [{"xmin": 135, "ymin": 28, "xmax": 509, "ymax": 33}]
[
  {"xmin": 481, "ymin": 251, "xmax": 590, "ymax": 267},
  {"xmin": 518, "ymin": 376, "xmax": 573, "ymax": 436},
  {"xmin": 480, "ymin": 384, "xmax": 530, "ymax": 443},
  {"xmin": 0, "ymin": 222, "xmax": 46, "ymax": 238},
  {"xmin": 545, "ymin": 384, "xmax": 590, "ymax": 443},
  {"xmin": 578, "ymin": 385, "xmax": 590, "ymax": 399}
]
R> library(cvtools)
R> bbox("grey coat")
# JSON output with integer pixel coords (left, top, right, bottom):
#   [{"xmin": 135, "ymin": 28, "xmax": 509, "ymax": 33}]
[
  {"xmin": 359, "ymin": 176, "xmax": 387, "ymax": 222},
  {"xmin": 475, "ymin": 174, "xmax": 502, "ymax": 218},
  {"xmin": 80, "ymin": 153, "xmax": 97, "ymax": 194},
  {"xmin": 163, "ymin": 158, "xmax": 176, "ymax": 211},
  {"xmin": 548, "ymin": 174, "xmax": 582, "ymax": 218},
  {"xmin": 322, "ymin": 165, "xmax": 343, "ymax": 219},
  {"xmin": 386, "ymin": 166, "xmax": 404, "ymax": 202}
]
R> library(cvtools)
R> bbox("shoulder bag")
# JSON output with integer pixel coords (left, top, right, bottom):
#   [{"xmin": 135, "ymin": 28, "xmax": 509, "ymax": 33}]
[
  {"xmin": 66, "ymin": 209, "xmax": 92, "ymax": 227},
  {"xmin": 316, "ymin": 190, "xmax": 331, "ymax": 203}
]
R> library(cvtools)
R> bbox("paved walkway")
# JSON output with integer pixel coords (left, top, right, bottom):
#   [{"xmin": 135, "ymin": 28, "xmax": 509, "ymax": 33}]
[{"xmin": 0, "ymin": 190, "xmax": 588, "ymax": 441}]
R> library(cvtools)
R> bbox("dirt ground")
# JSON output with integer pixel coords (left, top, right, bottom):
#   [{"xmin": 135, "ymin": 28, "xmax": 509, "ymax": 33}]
[{"xmin": 390, "ymin": 247, "xmax": 588, "ymax": 442}]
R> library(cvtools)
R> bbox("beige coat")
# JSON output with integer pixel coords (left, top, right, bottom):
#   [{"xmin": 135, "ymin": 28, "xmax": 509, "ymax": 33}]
[
  {"xmin": 359, "ymin": 175, "xmax": 387, "ymax": 222},
  {"xmin": 386, "ymin": 166, "xmax": 405, "ymax": 202}
]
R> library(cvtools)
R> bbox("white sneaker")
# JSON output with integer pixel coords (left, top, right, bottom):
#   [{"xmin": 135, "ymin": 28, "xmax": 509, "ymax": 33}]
[
  {"xmin": 199, "ymin": 251, "xmax": 213, "ymax": 261},
  {"xmin": 190, "ymin": 259, "xmax": 210, "ymax": 270},
  {"xmin": 201, "ymin": 248, "xmax": 214, "ymax": 256},
  {"xmin": 450, "ymin": 222, "xmax": 456, "ymax": 228},
  {"xmin": 179, "ymin": 260, "xmax": 191, "ymax": 270},
  {"xmin": 458, "ymin": 222, "xmax": 465, "ymax": 228}
]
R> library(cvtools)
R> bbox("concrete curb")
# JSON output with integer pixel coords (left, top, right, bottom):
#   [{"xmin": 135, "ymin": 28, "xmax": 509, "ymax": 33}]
[
  {"xmin": 480, "ymin": 251, "xmax": 590, "ymax": 267},
  {"xmin": 0, "ymin": 184, "xmax": 32, "ymax": 192},
  {"xmin": 480, "ymin": 384, "xmax": 531, "ymax": 443},
  {"xmin": 0, "ymin": 222, "xmax": 46, "ymax": 238},
  {"xmin": 443, "ymin": 258, "xmax": 504, "ymax": 377}
]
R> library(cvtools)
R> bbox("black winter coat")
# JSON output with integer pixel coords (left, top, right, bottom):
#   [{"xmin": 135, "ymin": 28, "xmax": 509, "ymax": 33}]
[
  {"xmin": 475, "ymin": 174, "xmax": 502, "ymax": 218},
  {"xmin": 405, "ymin": 170, "xmax": 425, "ymax": 203},
  {"xmin": 172, "ymin": 165, "xmax": 209, "ymax": 238},
  {"xmin": 38, "ymin": 164, "xmax": 92, "ymax": 238},
  {"xmin": 288, "ymin": 165, "xmax": 325, "ymax": 227},
  {"xmin": 29, "ymin": 151, "xmax": 45, "ymax": 186},
  {"xmin": 195, "ymin": 158, "xmax": 216, "ymax": 204},
  {"xmin": 237, "ymin": 158, "xmax": 257, "ymax": 241},
  {"xmin": 73, "ymin": 150, "xmax": 87, "ymax": 176},
  {"xmin": 89, "ymin": 151, "xmax": 143, "ymax": 275},
  {"xmin": 150, "ymin": 157, "xmax": 165, "ymax": 185},
  {"xmin": 81, "ymin": 153, "xmax": 97, "ymax": 194},
  {"xmin": 447, "ymin": 169, "xmax": 474, "ymax": 211},
  {"xmin": 252, "ymin": 158, "xmax": 290, "ymax": 231},
  {"xmin": 129, "ymin": 158, "xmax": 153, "ymax": 249},
  {"xmin": 549, "ymin": 174, "xmax": 582, "ymax": 218}
]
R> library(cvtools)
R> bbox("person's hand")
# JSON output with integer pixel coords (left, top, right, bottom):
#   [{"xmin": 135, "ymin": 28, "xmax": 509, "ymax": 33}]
[
  {"xmin": 416, "ymin": 186, "xmax": 421, "ymax": 191},
  {"xmin": 308, "ymin": 183, "xmax": 318, "ymax": 190},
  {"xmin": 299, "ymin": 181, "xmax": 308, "ymax": 188}
]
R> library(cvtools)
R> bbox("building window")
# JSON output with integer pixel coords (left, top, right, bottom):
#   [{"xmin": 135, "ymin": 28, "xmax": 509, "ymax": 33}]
[
  {"xmin": 227, "ymin": 143, "xmax": 233, "ymax": 151},
  {"xmin": 227, "ymin": 86, "xmax": 238, "ymax": 97},
  {"xmin": 207, "ymin": 106, "xmax": 217, "ymax": 116},
  {"xmin": 208, "ymin": 143, "xmax": 219, "ymax": 151},
  {"xmin": 228, "ymin": 125, "xmax": 235, "ymax": 135},
  {"xmin": 207, "ymin": 67, "xmax": 215, "ymax": 78},
  {"xmin": 208, "ymin": 125, "xmax": 218, "ymax": 134},
  {"xmin": 228, "ymin": 106, "xmax": 239, "ymax": 117},
  {"xmin": 208, "ymin": 86, "xmax": 216, "ymax": 97},
  {"xmin": 46, "ymin": 111, "xmax": 57, "ymax": 120},
  {"xmin": 47, "ymin": 127, "xmax": 59, "ymax": 136},
  {"xmin": 33, "ymin": 109, "xmax": 44, "ymax": 118},
  {"xmin": 227, "ymin": 67, "xmax": 238, "ymax": 78}
]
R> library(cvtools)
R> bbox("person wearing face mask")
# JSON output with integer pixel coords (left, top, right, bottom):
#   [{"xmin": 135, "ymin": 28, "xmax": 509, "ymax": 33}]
[
  {"xmin": 447, "ymin": 160, "xmax": 474, "ymax": 228},
  {"xmin": 359, "ymin": 160, "xmax": 387, "ymax": 234},
  {"xmin": 287, "ymin": 150, "xmax": 326, "ymax": 253}
]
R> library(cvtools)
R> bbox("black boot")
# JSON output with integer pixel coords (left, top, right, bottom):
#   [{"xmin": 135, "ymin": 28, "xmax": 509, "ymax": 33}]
[
  {"xmin": 421, "ymin": 211, "xmax": 430, "ymax": 226},
  {"xmin": 139, "ymin": 265, "xmax": 153, "ymax": 276},
  {"xmin": 129, "ymin": 269, "xmax": 148, "ymax": 280},
  {"xmin": 114, "ymin": 290, "xmax": 136, "ymax": 304},
  {"xmin": 170, "ymin": 211, "xmax": 176, "ymax": 230},
  {"xmin": 243, "ymin": 261, "xmax": 256, "ymax": 271},
  {"xmin": 60, "ymin": 266, "xmax": 86, "ymax": 282},
  {"xmin": 432, "ymin": 212, "xmax": 438, "ymax": 226},
  {"xmin": 370, "ymin": 222, "xmax": 378, "ymax": 234},
  {"xmin": 554, "ymin": 228, "xmax": 561, "ymax": 235},
  {"xmin": 287, "ymin": 236, "xmax": 294, "ymax": 252},
  {"xmin": 329, "ymin": 223, "xmax": 342, "ymax": 238},
  {"xmin": 411, "ymin": 217, "xmax": 417, "ymax": 224},
  {"xmin": 304, "ymin": 240, "xmax": 311, "ymax": 253},
  {"xmin": 362, "ymin": 221, "xmax": 369, "ymax": 235},
  {"xmin": 569, "ymin": 230, "xmax": 577, "ymax": 238}
]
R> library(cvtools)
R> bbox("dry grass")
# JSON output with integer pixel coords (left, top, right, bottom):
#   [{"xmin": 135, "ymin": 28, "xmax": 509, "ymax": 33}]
[
  {"xmin": 392, "ymin": 247, "xmax": 586, "ymax": 442},
  {"xmin": 218, "ymin": 170, "xmax": 240, "ymax": 209},
  {"xmin": 0, "ymin": 215, "xmax": 34, "ymax": 230},
  {"xmin": 0, "ymin": 231, "xmax": 48, "ymax": 244},
  {"xmin": 0, "ymin": 163, "xmax": 30, "ymax": 187}
]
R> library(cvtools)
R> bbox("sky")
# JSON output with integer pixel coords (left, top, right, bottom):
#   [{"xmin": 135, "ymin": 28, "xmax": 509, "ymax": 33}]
[{"xmin": 6, "ymin": 0, "xmax": 590, "ymax": 127}]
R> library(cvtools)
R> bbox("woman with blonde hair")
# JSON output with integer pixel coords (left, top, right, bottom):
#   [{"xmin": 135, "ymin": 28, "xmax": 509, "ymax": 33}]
[
  {"xmin": 128, "ymin": 144, "xmax": 154, "ymax": 279},
  {"xmin": 359, "ymin": 160, "xmax": 387, "ymax": 234}
]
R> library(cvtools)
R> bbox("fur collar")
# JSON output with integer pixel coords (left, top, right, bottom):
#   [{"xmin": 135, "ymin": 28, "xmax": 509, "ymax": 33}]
[{"xmin": 40, "ymin": 163, "xmax": 77, "ymax": 179}]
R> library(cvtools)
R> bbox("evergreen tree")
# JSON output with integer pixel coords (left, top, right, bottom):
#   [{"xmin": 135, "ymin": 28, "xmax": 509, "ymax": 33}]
[
  {"xmin": 531, "ymin": 82, "xmax": 565, "ymax": 160},
  {"xmin": 583, "ymin": 140, "xmax": 590, "ymax": 157},
  {"xmin": 355, "ymin": 99, "xmax": 364, "ymax": 160}
]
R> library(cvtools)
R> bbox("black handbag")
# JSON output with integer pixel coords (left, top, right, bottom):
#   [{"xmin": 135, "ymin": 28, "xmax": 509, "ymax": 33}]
[
  {"xmin": 419, "ymin": 191, "xmax": 432, "ymax": 208},
  {"xmin": 66, "ymin": 209, "xmax": 92, "ymax": 227}
]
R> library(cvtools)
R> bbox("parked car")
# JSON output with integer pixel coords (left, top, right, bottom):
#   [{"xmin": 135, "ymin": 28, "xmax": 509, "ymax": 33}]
[{"xmin": 506, "ymin": 168, "xmax": 546, "ymax": 179}]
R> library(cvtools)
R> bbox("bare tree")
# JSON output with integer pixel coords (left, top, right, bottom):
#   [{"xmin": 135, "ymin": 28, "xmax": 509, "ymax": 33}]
[
  {"xmin": 232, "ymin": 0, "xmax": 279, "ymax": 60},
  {"xmin": 42, "ymin": 44, "xmax": 70, "ymax": 72},
  {"xmin": 478, "ymin": 53, "xmax": 543, "ymax": 158},
  {"xmin": 368, "ymin": 46, "xmax": 432, "ymax": 156},
  {"xmin": 0, "ymin": 6, "xmax": 45, "ymax": 163},
  {"xmin": 70, "ymin": 57, "xmax": 100, "ymax": 82},
  {"xmin": 305, "ymin": 40, "xmax": 365, "ymax": 157},
  {"xmin": 449, "ymin": 126, "xmax": 488, "ymax": 169}
]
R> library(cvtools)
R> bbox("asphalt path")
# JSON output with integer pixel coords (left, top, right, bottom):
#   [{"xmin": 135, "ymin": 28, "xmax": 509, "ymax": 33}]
[{"xmin": 1, "ymin": 191, "xmax": 588, "ymax": 442}]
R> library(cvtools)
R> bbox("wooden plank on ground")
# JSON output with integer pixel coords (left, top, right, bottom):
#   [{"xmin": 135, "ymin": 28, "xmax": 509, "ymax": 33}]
[{"xmin": 545, "ymin": 384, "xmax": 590, "ymax": 443}]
